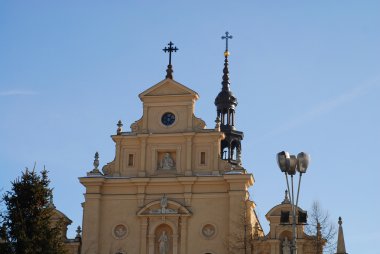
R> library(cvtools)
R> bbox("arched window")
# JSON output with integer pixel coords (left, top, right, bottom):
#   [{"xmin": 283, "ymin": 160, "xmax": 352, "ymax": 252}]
[{"xmin": 222, "ymin": 147, "xmax": 229, "ymax": 160}]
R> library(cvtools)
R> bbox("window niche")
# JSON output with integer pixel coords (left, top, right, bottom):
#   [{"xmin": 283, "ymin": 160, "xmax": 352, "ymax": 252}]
[
  {"xmin": 200, "ymin": 152, "xmax": 206, "ymax": 165},
  {"xmin": 128, "ymin": 154, "xmax": 134, "ymax": 167}
]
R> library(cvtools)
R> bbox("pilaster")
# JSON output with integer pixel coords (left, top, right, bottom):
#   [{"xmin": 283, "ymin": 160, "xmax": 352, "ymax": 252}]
[
  {"xmin": 184, "ymin": 133, "xmax": 194, "ymax": 176},
  {"xmin": 180, "ymin": 217, "xmax": 188, "ymax": 254},
  {"xmin": 140, "ymin": 217, "xmax": 148, "ymax": 254},
  {"xmin": 81, "ymin": 193, "xmax": 101, "ymax": 254},
  {"xmin": 138, "ymin": 134, "xmax": 148, "ymax": 176}
]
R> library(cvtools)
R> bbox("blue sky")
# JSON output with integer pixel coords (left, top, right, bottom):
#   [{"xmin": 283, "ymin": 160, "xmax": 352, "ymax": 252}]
[{"xmin": 1, "ymin": 1, "xmax": 379, "ymax": 253}]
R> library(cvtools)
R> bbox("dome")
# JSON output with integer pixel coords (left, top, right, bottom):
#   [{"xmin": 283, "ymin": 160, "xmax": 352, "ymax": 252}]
[{"xmin": 214, "ymin": 89, "xmax": 238, "ymax": 111}]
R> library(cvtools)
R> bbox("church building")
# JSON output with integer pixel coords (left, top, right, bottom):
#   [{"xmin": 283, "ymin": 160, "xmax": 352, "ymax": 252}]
[{"xmin": 58, "ymin": 36, "xmax": 347, "ymax": 254}]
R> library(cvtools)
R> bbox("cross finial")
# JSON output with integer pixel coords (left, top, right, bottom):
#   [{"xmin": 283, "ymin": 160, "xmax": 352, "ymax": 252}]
[
  {"xmin": 221, "ymin": 31, "xmax": 233, "ymax": 54},
  {"xmin": 117, "ymin": 120, "xmax": 123, "ymax": 135},
  {"xmin": 163, "ymin": 41, "xmax": 178, "ymax": 79},
  {"xmin": 76, "ymin": 226, "xmax": 82, "ymax": 236}
]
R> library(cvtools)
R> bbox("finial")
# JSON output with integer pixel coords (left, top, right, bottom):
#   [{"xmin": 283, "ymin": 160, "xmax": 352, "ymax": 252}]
[
  {"xmin": 221, "ymin": 31, "xmax": 233, "ymax": 55},
  {"xmin": 87, "ymin": 152, "xmax": 102, "ymax": 176},
  {"xmin": 338, "ymin": 216, "xmax": 342, "ymax": 226},
  {"xmin": 117, "ymin": 120, "xmax": 123, "ymax": 135},
  {"xmin": 76, "ymin": 226, "xmax": 82, "ymax": 237},
  {"xmin": 215, "ymin": 116, "xmax": 221, "ymax": 130},
  {"xmin": 282, "ymin": 190, "xmax": 290, "ymax": 204},
  {"xmin": 163, "ymin": 41, "xmax": 178, "ymax": 79},
  {"xmin": 75, "ymin": 226, "xmax": 82, "ymax": 241}
]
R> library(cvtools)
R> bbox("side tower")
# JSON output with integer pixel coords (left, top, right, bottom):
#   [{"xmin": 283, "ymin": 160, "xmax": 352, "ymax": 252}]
[
  {"xmin": 215, "ymin": 32, "xmax": 244, "ymax": 166},
  {"xmin": 79, "ymin": 40, "xmax": 259, "ymax": 254},
  {"xmin": 252, "ymin": 191, "xmax": 325, "ymax": 254}
]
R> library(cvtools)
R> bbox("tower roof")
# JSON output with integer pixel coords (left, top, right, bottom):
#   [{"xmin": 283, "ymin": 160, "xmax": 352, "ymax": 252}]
[
  {"xmin": 214, "ymin": 50, "xmax": 238, "ymax": 111},
  {"xmin": 215, "ymin": 32, "xmax": 238, "ymax": 112}
]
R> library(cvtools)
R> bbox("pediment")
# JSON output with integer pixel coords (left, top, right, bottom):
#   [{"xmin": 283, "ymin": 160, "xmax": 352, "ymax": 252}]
[
  {"xmin": 52, "ymin": 208, "xmax": 72, "ymax": 225},
  {"xmin": 137, "ymin": 198, "xmax": 191, "ymax": 217},
  {"xmin": 139, "ymin": 78, "xmax": 199, "ymax": 99}
]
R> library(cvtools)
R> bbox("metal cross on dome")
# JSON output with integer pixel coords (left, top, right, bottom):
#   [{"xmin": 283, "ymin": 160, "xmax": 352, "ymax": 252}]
[
  {"xmin": 221, "ymin": 31, "xmax": 233, "ymax": 52},
  {"xmin": 163, "ymin": 41, "xmax": 178, "ymax": 66}
]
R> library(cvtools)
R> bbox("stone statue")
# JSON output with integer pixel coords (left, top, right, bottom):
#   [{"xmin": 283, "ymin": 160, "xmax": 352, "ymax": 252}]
[
  {"xmin": 160, "ymin": 153, "xmax": 174, "ymax": 170},
  {"xmin": 159, "ymin": 231, "xmax": 169, "ymax": 254},
  {"xmin": 160, "ymin": 195, "xmax": 168, "ymax": 213},
  {"xmin": 282, "ymin": 237, "xmax": 291, "ymax": 254}
]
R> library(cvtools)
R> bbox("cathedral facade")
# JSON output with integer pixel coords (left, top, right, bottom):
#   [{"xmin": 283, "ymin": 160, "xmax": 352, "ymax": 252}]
[
  {"xmin": 60, "ymin": 40, "xmax": 335, "ymax": 254},
  {"xmin": 80, "ymin": 75, "xmax": 259, "ymax": 253}
]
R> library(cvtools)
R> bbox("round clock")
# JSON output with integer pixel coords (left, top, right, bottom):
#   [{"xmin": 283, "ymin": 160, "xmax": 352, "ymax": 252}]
[{"xmin": 161, "ymin": 112, "xmax": 175, "ymax": 126}]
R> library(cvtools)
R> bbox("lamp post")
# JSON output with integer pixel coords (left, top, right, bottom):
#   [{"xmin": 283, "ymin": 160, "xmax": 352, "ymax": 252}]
[{"xmin": 276, "ymin": 151, "xmax": 310, "ymax": 254}]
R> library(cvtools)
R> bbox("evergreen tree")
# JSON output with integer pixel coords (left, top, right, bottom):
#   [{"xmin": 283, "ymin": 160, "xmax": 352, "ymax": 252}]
[{"xmin": 1, "ymin": 168, "xmax": 67, "ymax": 254}]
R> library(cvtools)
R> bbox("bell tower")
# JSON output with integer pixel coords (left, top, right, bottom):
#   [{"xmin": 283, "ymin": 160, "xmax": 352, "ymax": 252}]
[{"xmin": 215, "ymin": 32, "xmax": 244, "ymax": 166}]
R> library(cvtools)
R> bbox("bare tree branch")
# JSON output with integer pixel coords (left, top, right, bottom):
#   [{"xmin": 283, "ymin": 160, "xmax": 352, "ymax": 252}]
[{"xmin": 305, "ymin": 201, "xmax": 337, "ymax": 254}]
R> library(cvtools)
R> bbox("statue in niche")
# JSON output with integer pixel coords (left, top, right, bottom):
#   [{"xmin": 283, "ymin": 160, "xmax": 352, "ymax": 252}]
[
  {"xmin": 160, "ymin": 153, "xmax": 175, "ymax": 170},
  {"xmin": 282, "ymin": 237, "xmax": 291, "ymax": 254},
  {"xmin": 158, "ymin": 231, "xmax": 169, "ymax": 254}
]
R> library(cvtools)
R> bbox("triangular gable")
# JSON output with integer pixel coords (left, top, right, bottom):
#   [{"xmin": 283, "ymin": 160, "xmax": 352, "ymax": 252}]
[
  {"xmin": 139, "ymin": 78, "xmax": 199, "ymax": 100},
  {"xmin": 52, "ymin": 208, "xmax": 73, "ymax": 224}
]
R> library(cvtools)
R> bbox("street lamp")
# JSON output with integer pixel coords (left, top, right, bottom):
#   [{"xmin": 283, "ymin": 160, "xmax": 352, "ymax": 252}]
[{"xmin": 276, "ymin": 151, "xmax": 310, "ymax": 254}]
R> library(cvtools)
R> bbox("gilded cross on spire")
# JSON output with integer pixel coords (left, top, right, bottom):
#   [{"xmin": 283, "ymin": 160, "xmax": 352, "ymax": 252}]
[
  {"xmin": 221, "ymin": 31, "xmax": 233, "ymax": 54},
  {"xmin": 163, "ymin": 41, "xmax": 178, "ymax": 79}
]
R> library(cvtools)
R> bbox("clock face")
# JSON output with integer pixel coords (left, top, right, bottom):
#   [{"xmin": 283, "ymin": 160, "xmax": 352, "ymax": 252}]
[{"xmin": 161, "ymin": 112, "xmax": 175, "ymax": 126}]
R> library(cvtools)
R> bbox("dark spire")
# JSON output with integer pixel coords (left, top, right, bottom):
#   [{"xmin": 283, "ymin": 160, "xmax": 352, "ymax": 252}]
[
  {"xmin": 214, "ymin": 32, "xmax": 244, "ymax": 167},
  {"xmin": 162, "ymin": 41, "xmax": 178, "ymax": 79},
  {"xmin": 215, "ymin": 31, "xmax": 238, "ymax": 130},
  {"xmin": 221, "ymin": 51, "xmax": 231, "ymax": 92}
]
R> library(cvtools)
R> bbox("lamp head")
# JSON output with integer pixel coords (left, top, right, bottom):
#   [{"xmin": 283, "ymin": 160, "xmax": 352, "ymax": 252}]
[
  {"xmin": 277, "ymin": 151, "xmax": 290, "ymax": 172},
  {"xmin": 287, "ymin": 155, "xmax": 298, "ymax": 175},
  {"xmin": 297, "ymin": 152, "xmax": 310, "ymax": 173}
]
